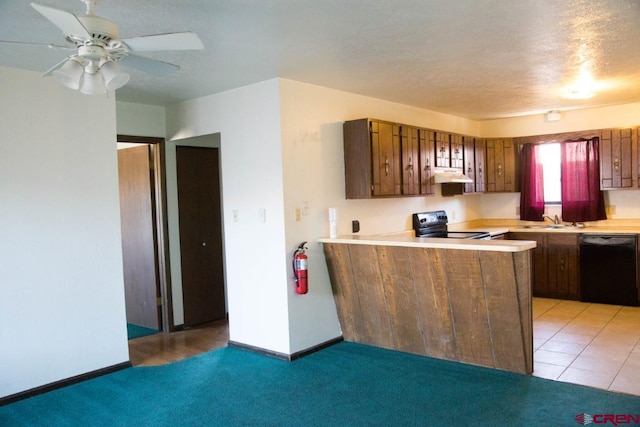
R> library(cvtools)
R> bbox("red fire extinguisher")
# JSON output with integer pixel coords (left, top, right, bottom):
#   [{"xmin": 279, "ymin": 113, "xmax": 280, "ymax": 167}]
[{"xmin": 293, "ymin": 241, "xmax": 308, "ymax": 294}]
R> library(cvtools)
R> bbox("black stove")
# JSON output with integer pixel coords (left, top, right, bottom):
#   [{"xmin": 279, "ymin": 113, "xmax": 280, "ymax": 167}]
[{"xmin": 412, "ymin": 210, "xmax": 490, "ymax": 240}]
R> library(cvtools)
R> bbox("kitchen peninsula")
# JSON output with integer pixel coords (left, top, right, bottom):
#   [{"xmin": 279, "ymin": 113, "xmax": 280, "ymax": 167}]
[{"xmin": 319, "ymin": 235, "xmax": 536, "ymax": 374}]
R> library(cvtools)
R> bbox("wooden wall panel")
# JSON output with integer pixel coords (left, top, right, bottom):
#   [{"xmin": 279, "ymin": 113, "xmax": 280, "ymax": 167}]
[
  {"xmin": 479, "ymin": 251, "xmax": 527, "ymax": 373},
  {"xmin": 442, "ymin": 250, "xmax": 494, "ymax": 367},
  {"xmin": 513, "ymin": 251, "xmax": 534, "ymax": 372},
  {"xmin": 322, "ymin": 242, "xmax": 534, "ymax": 374},
  {"xmin": 322, "ymin": 243, "xmax": 361, "ymax": 342},
  {"xmin": 408, "ymin": 248, "xmax": 457, "ymax": 360},
  {"xmin": 378, "ymin": 246, "xmax": 425, "ymax": 355},
  {"xmin": 348, "ymin": 245, "xmax": 394, "ymax": 349}
]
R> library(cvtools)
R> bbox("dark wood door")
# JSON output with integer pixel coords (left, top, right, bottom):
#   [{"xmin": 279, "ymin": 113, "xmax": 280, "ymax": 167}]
[
  {"xmin": 118, "ymin": 145, "xmax": 161, "ymax": 329},
  {"xmin": 176, "ymin": 146, "xmax": 226, "ymax": 327}
]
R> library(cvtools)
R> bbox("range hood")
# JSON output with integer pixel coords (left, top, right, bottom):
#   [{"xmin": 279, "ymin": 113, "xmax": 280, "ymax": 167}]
[{"xmin": 432, "ymin": 167, "xmax": 473, "ymax": 184}]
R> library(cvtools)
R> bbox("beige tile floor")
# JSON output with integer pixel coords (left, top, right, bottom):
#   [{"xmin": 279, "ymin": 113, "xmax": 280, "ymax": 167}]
[{"xmin": 533, "ymin": 297, "xmax": 640, "ymax": 396}]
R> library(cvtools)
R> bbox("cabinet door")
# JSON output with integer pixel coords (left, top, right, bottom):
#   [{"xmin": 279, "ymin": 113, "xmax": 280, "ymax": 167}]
[
  {"xmin": 486, "ymin": 139, "xmax": 501, "ymax": 192},
  {"xmin": 503, "ymin": 139, "xmax": 518, "ymax": 192},
  {"xmin": 600, "ymin": 128, "xmax": 632, "ymax": 189},
  {"xmin": 401, "ymin": 126, "xmax": 420, "ymax": 195},
  {"xmin": 463, "ymin": 136, "xmax": 476, "ymax": 193},
  {"xmin": 486, "ymin": 138, "xmax": 518, "ymax": 192},
  {"xmin": 450, "ymin": 134, "xmax": 464, "ymax": 169},
  {"xmin": 343, "ymin": 118, "xmax": 373, "ymax": 199},
  {"xmin": 434, "ymin": 131, "xmax": 450, "ymax": 167},
  {"xmin": 418, "ymin": 129, "xmax": 435, "ymax": 195},
  {"xmin": 371, "ymin": 121, "xmax": 401, "ymax": 196},
  {"xmin": 475, "ymin": 138, "xmax": 486, "ymax": 193},
  {"xmin": 547, "ymin": 234, "xmax": 580, "ymax": 300}
]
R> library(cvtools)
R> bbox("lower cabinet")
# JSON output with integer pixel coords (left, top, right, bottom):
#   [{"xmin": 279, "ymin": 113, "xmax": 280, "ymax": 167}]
[{"xmin": 508, "ymin": 232, "xmax": 580, "ymax": 300}]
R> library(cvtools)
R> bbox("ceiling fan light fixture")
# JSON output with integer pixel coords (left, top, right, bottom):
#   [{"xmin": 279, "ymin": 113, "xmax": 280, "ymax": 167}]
[
  {"xmin": 101, "ymin": 60, "xmax": 129, "ymax": 91},
  {"xmin": 52, "ymin": 58, "xmax": 84, "ymax": 90},
  {"xmin": 80, "ymin": 70, "xmax": 106, "ymax": 95}
]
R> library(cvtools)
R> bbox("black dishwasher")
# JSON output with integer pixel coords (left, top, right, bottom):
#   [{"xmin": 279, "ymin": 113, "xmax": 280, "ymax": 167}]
[{"xmin": 580, "ymin": 234, "xmax": 638, "ymax": 306}]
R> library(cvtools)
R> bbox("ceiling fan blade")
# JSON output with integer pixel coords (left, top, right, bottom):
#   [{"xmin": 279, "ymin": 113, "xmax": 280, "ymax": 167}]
[
  {"xmin": 120, "ymin": 54, "xmax": 180, "ymax": 76},
  {"xmin": 0, "ymin": 40, "xmax": 70, "ymax": 50},
  {"xmin": 31, "ymin": 2, "xmax": 92, "ymax": 40},
  {"xmin": 121, "ymin": 32, "xmax": 204, "ymax": 52},
  {"xmin": 42, "ymin": 56, "xmax": 72, "ymax": 77}
]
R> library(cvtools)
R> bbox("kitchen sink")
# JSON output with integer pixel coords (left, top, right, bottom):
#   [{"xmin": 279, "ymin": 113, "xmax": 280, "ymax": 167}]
[{"xmin": 519, "ymin": 224, "xmax": 582, "ymax": 230}]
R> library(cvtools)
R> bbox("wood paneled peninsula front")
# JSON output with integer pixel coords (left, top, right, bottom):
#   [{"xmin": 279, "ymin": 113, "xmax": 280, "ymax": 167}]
[{"xmin": 319, "ymin": 235, "xmax": 536, "ymax": 374}]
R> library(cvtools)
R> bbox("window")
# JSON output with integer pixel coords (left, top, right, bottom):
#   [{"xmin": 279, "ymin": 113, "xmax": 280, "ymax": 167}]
[
  {"xmin": 537, "ymin": 143, "xmax": 561, "ymax": 204},
  {"xmin": 520, "ymin": 139, "xmax": 607, "ymax": 222}
]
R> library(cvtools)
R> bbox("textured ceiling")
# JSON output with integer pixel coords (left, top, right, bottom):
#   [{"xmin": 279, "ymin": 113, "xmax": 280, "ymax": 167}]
[{"xmin": 1, "ymin": 0, "xmax": 640, "ymax": 120}]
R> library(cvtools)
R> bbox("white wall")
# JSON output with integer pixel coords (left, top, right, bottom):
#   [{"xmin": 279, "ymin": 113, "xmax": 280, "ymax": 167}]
[
  {"xmin": 116, "ymin": 101, "xmax": 166, "ymax": 137},
  {"xmin": 0, "ymin": 66, "xmax": 128, "ymax": 398},
  {"xmin": 166, "ymin": 79, "xmax": 292, "ymax": 353}
]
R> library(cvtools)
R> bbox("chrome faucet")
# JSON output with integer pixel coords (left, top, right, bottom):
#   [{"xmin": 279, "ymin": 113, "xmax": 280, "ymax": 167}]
[{"xmin": 542, "ymin": 214, "xmax": 559, "ymax": 225}]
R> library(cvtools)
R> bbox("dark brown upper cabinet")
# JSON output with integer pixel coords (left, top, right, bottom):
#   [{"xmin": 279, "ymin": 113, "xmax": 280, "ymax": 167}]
[
  {"xmin": 343, "ymin": 118, "xmax": 401, "ymax": 199},
  {"xmin": 400, "ymin": 126, "xmax": 420, "ymax": 195},
  {"xmin": 485, "ymin": 138, "xmax": 519, "ymax": 192},
  {"xmin": 419, "ymin": 128, "xmax": 436, "ymax": 195},
  {"xmin": 450, "ymin": 134, "xmax": 464, "ymax": 169},
  {"xmin": 600, "ymin": 128, "xmax": 633, "ymax": 189},
  {"xmin": 463, "ymin": 136, "xmax": 485, "ymax": 193}
]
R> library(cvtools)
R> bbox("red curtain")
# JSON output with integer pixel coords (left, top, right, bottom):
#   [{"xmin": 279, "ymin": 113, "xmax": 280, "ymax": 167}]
[
  {"xmin": 519, "ymin": 143, "xmax": 545, "ymax": 221},
  {"xmin": 560, "ymin": 138, "xmax": 607, "ymax": 222}
]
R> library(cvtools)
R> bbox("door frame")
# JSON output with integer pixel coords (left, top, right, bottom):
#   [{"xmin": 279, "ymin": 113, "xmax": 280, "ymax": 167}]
[{"xmin": 117, "ymin": 135, "xmax": 174, "ymax": 332}]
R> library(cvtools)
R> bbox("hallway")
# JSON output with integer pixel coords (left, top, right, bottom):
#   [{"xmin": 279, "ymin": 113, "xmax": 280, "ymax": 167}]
[{"xmin": 128, "ymin": 319, "xmax": 229, "ymax": 366}]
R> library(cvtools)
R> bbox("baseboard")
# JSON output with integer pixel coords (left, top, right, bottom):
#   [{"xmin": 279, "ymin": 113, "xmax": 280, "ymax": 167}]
[
  {"xmin": 229, "ymin": 336, "xmax": 343, "ymax": 361},
  {"xmin": 0, "ymin": 361, "xmax": 131, "ymax": 407}
]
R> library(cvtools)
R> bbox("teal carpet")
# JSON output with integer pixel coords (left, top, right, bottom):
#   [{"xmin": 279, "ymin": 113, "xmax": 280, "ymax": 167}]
[
  {"xmin": 1, "ymin": 342, "xmax": 639, "ymax": 426},
  {"xmin": 127, "ymin": 323, "xmax": 158, "ymax": 340}
]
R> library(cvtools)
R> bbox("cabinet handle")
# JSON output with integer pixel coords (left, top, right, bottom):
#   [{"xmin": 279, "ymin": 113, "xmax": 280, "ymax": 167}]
[
  {"xmin": 467, "ymin": 161, "xmax": 472, "ymax": 174},
  {"xmin": 478, "ymin": 162, "xmax": 482, "ymax": 174},
  {"xmin": 614, "ymin": 158, "xmax": 619, "ymax": 169},
  {"xmin": 406, "ymin": 157, "xmax": 413, "ymax": 177},
  {"xmin": 559, "ymin": 257, "xmax": 565, "ymax": 272},
  {"xmin": 497, "ymin": 163, "xmax": 502, "ymax": 177},
  {"xmin": 384, "ymin": 156, "xmax": 390, "ymax": 176}
]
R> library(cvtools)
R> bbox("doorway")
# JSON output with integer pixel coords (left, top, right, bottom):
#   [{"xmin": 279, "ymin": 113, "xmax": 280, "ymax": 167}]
[
  {"xmin": 117, "ymin": 135, "xmax": 173, "ymax": 332},
  {"xmin": 176, "ymin": 146, "xmax": 226, "ymax": 327}
]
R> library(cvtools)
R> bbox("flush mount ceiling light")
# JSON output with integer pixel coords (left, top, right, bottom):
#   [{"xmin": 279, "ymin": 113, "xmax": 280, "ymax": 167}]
[
  {"xmin": 545, "ymin": 110, "xmax": 562, "ymax": 122},
  {"xmin": 0, "ymin": 0, "xmax": 203, "ymax": 95},
  {"xmin": 562, "ymin": 49, "xmax": 597, "ymax": 99}
]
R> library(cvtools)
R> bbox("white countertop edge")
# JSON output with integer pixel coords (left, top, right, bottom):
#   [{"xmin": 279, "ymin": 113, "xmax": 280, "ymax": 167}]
[{"xmin": 318, "ymin": 235, "xmax": 536, "ymax": 252}]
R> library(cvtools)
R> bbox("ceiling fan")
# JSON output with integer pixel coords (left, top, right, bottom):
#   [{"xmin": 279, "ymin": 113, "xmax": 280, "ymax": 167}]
[{"xmin": 1, "ymin": 0, "xmax": 204, "ymax": 95}]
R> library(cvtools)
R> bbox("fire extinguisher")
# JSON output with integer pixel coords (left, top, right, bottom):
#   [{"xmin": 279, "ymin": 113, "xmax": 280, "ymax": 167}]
[{"xmin": 293, "ymin": 241, "xmax": 308, "ymax": 294}]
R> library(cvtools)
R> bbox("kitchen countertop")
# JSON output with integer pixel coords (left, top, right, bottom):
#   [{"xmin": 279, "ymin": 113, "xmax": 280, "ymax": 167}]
[
  {"xmin": 318, "ymin": 222, "xmax": 640, "ymax": 253},
  {"xmin": 318, "ymin": 234, "xmax": 535, "ymax": 252},
  {"xmin": 464, "ymin": 225, "xmax": 640, "ymax": 234}
]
